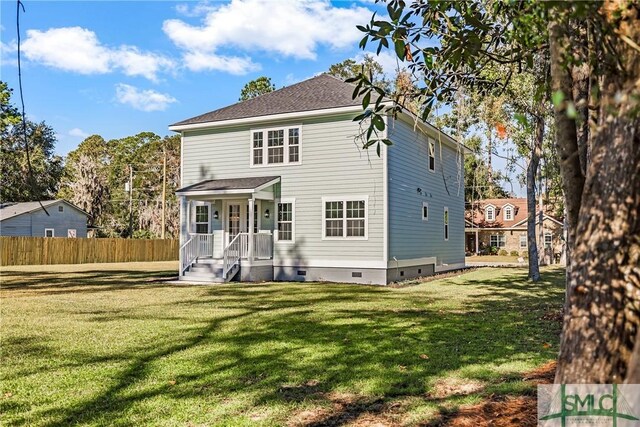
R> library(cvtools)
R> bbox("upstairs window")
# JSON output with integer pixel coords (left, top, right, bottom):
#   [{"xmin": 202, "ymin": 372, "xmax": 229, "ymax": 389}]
[
  {"xmin": 58, "ymin": 205, "xmax": 64, "ymax": 212},
  {"xmin": 251, "ymin": 126, "xmax": 301, "ymax": 166},
  {"xmin": 444, "ymin": 207, "xmax": 449, "ymax": 240},
  {"xmin": 504, "ymin": 206, "xmax": 513, "ymax": 221},
  {"xmin": 486, "ymin": 206, "xmax": 495, "ymax": 222},
  {"xmin": 428, "ymin": 140, "xmax": 435, "ymax": 171}
]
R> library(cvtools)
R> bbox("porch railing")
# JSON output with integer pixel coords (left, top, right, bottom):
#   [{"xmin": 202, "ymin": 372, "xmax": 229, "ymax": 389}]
[
  {"xmin": 180, "ymin": 236, "xmax": 199, "ymax": 275},
  {"xmin": 193, "ymin": 233, "xmax": 215, "ymax": 258},
  {"xmin": 253, "ymin": 232, "xmax": 273, "ymax": 259},
  {"xmin": 223, "ymin": 233, "xmax": 242, "ymax": 279},
  {"xmin": 237, "ymin": 232, "xmax": 272, "ymax": 259}
]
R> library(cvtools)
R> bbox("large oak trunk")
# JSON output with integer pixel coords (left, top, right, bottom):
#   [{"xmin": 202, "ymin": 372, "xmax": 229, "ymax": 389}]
[{"xmin": 553, "ymin": 1, "xmax": 640, "ymax": 383}]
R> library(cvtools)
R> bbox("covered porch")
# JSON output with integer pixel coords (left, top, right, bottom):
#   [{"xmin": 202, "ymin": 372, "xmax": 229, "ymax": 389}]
[{"xmin": 177, "ymin": 176, "xmax": 280, "ymax": 281}]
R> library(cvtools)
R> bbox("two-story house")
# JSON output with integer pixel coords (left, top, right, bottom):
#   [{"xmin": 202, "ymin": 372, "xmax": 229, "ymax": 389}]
[
  {"xmin": 171, "ymin": 74, "xmax": 466, "ymax": 285},
  {"xmin": 465, "ymin": 198, "xmax": 565, "ymax": 263}
]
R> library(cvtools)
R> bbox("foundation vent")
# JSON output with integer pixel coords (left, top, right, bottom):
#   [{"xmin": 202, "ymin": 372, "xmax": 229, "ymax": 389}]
[{"xmin": 351, "ymin": 272, "xmax": 362, "ymax": 278}]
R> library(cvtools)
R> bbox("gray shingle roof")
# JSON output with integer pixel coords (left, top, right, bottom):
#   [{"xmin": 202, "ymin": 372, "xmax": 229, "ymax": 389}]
[
  {"xmin": 171, "ymin": 74, "xmax": 365, "ymax": 127},
  {"xmin": 0, "ymin": 200, "xmax": 88, "ymax": 221},
  {"xmin": 176, "ymin": 176, "xmax": 280, "ymax": 194}
]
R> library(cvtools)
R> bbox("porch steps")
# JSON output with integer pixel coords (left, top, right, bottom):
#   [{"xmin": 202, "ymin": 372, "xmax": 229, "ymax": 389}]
[{"xmin": 180, "ymin": 258, "xmax": 239, "ymax": 283}]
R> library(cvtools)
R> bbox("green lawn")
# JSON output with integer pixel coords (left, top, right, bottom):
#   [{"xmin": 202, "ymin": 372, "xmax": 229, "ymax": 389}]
[{"xmin": 1, "ymin": 263, "xmax": 564, "ymax": 426}]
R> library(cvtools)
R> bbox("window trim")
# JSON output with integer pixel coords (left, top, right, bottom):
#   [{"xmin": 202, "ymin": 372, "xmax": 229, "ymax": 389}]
[
  {"xmin": 422, "ymin": 201, "xmax": 429, "ymax": 221},
  {"xmin": 544, "ymin": 232, "xmax": 553, "ymax": 248},
  {"xmin": 275, "ymin": 198, "xmax": 295, "ymax": 243},
  {"xmin": 67, "ymin": 229, "xmax": 77, "ymax": 238},
  {"xmin": 490, "ymin": 234, "xmax": 506, "ymax": 248},
  {"xmin": 250, "ymin": 124, "xmax": 302, "ymax": 167},
  {"xmin": 485, "ymin": 205, "xmax": 496, "ymax": 222},
  {"xmin": 45, "ymin": 228, "xmax": 55, "ymax": 237},
  {"xmin": 192, "ymin": 201, "xmax": 210, "ymax": 234},
  {"xmin": 444, "ymin": 206, "xmax": 449, "ymax": 241},
  {"xmin": 321, "ymin": 195, "xmax": 369, "ymax": 241},
  {"xmin": 58, "ymin": 205, "xmax": 64, "ymax": 212},
  {"xmin": 428, "ymin": 139, "xmax": 436, "ymax": 172},
  {"xmin": 519, "ymin": 234, "xmax": 527, "ymax": 249},
  {"xmin": 503, "ymin": 205, "xmax": 514, "ymax": 221}
]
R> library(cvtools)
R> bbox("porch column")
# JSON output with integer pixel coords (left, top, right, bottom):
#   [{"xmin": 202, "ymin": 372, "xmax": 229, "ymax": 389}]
[
  {"xmin": 179, "ymin": 196, "xmax": 189, "ymax": 246},
  {"xmin": 475, "ymin": 229, "xmax": 479, "ymax": 255},
  {"xmin": 248, "ymin": 196, "xmax": 255, "ymax": 261}
]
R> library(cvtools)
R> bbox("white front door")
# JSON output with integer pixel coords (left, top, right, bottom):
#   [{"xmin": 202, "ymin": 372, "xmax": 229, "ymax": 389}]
[{"xmin": 226, "ymin": 203, "xmax": 241, "ymax": 245}]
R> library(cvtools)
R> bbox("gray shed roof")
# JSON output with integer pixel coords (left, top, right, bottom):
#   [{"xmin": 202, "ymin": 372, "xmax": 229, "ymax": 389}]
[
  {"xmin": 176, "ymin": 176, "xmax": 280, "ymax": 195},
  {"xmin": 171, "ymin": 74, "xmax": 366, "ymax": 127},
  {"xmin": 0, "ymin": 200, "xmax": 88, "ymax": 221}
]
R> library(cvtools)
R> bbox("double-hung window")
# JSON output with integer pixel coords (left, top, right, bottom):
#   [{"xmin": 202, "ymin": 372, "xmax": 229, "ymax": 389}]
[
  {"xmin": 276, "ymin": 200, "xmax": 295, "ymax": 242},
  {"xmin": 444, "ymin": 207, "xmax": 449, "ymax": 240},
  {"xmin": 519, "ymin": 235, "xmax": 527, "ymax": 249},
  {"xmin": 194, "ymin": 204, "xmax": 209, "ymax": 233},
  {"xmin": 490, "ymin": 234, "xmax": 506, "ymax": 248},
  {"xmin": 322, "ymin": 197, "xmax": 368, "ymax": 239},
  {"xmin": 544, "ymin": 232, "xmax": 553, "ymax": 248},
  {"xmin": 486, "ymin": 206, "xmax": 495, "ymax": 222},
  {"xmin": 251, "ymin": 126, "xmax": 301, "ymax": 166},
  {"xmin": 504, "ymin": 206, "xmax": 513, "ymax": 221},
  {"xmin": 428, "ymin": 140, "xmax": 435, "ymax": 171}
]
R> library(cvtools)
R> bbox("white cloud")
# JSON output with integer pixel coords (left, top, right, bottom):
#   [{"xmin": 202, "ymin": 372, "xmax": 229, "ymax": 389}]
[
  {"xmin": 68, "ymin": 128, "xmax": 90, "ymax": 138},
  {"xmin": 115, "ymin": 83, "xmax": 177, "ymax": 112},
  {"xmin": 1, "ymin": 39, "xmax": 17, "ymax": 67},
  {"xmin": 163, "ymin": 0, "xmax": 372, "ymax": 73},
  {"xmin": 21, "ymin": 27, "xmax": 174, "ymax": 81}
]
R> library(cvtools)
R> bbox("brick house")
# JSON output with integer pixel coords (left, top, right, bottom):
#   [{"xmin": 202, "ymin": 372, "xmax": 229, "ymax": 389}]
[{"xmin": 464, "ymin": 198, "xmax": 565, "ymax": 264}]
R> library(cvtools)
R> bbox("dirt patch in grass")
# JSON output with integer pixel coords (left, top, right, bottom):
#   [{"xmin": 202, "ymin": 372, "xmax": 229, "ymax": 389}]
[
  {"xmin": 435, "ymin": 361, "xmax": 556, "ymax": 427},
  {"xmin": 288, "ymin": 362, "xmax": 557, "ymax": 427}
]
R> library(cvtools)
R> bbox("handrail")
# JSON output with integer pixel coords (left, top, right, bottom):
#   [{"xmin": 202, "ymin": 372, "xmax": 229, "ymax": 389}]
[
  {"xmin": 180, "ymin": 236, "xmax": 198, "ymax": 275},
  {"xmin": 222, "ymin": 233, "xmax": 243, "ymax": 279}
]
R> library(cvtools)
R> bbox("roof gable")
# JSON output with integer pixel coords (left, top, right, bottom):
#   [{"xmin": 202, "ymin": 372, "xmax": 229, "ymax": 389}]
[{"xmin": 171, "ymin": 74, "xmax": 367, "ymax": 128}]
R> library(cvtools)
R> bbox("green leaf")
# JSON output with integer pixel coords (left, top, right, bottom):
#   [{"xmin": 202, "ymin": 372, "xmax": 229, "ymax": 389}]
[
  {"xmin": 362, "ymin": 92, "xmax": 371, "ymax": 110},
  {"xmin": 376, "ymin": 142, "xmax": 381, "ymax": 157},
  {"xmin": 566, "ymin": 102, "xmax": 577, "ymax": 119},
  {"xmin": 372, "ymin": 115, "xmax": 385, "ymax": 131},
  {"xmin": 394, "ymin": 39, "xmax": 406, "ymax": 60},
  {"xmin": 552, "ymin": 91, "xmax": 565, "ymax": 108}
]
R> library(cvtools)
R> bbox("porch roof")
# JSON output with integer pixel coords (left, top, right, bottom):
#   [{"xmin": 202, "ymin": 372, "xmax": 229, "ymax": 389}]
[{"xmin": 176, "ymin": 176, "xmax": 280, "ymax": 196}]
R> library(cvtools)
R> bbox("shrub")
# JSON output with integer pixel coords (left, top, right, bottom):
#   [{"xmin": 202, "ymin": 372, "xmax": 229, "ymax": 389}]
[
  {"xmin": 489, "ymin": 246, "xmax": 499, "ymax": 255},
  {"xmin": 510, "ymin": 250, "xmax": 519, "ymax": 257},
  {"xmin": 521, "ymin": 251, "xmax": 529, "ymax": 258},
  {"xmin": 498, "ymin": 249, "xmax": 508, "ymax": 256}
]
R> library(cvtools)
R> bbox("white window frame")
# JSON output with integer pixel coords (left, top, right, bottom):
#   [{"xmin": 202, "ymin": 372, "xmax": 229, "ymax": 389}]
[
  {"xmin": 192, "ymin": 201, "xmax": 210, "ymax": 234},
  {"xmin": 58, "ymin": 205, "xmax": 64, "ymax": 212},
  {"xmin": 519, "ymin": 234, "xmax": 527, "ymax": 249},
  {"xmin": 428, "ymin": 139, "xmax": 436, "ymax": 172},
  {"xmin": 45, "ymin": 228, "xmax": 54, "ymax": 237},
  {"xmin": 67, "ymin": 229, "xmax": 77, "ymax": 238},
  {"xmin": 444, "ymin": 206, "xmax": 449, "ymax": 241},
  {"xmin": 544, "ymin": 232, "xmax": 553, "ymax": 248},
  {"xmin": 486, "ymin": 205, "xmax": 495, "ymax": 222},
  {"xmin": 503, "ymin": 205, "xmax": 513, "ymax": 221},
  {"xmin": 321, "ymin": 196, "xmax": 369, "ymax": 240},
  {"xmin": 422, "ymin": 201, "xmax": 429, "ymax": 221},
  {"xmin": 490, "ymin": 234, "xmax": 506, "ymax": 248},
  {"xmin": 275, "ymin": 198, "xmax": 295, "ymax": 243},
  {"xmin": 250, "ymin": 125, "xmax": 302, "ymax": 167}
]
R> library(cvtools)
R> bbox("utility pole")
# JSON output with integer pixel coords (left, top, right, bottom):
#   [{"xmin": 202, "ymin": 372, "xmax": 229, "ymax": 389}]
[
  {"xmin": 161, "ymin": 147, "xmax": 167, "ymax": 239},
  {"xmin": 128, "ymin": 164, "xmax": 133, "ymax": 238}
]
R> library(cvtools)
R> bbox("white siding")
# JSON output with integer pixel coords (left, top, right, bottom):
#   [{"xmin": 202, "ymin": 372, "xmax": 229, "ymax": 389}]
[
  {"xmin": 386, "ymin": 116, "xmax": 465, "ymax": 265},
  {"xmin": 181, "ymin": 114, "xmax": 385, "ymax": 264}
]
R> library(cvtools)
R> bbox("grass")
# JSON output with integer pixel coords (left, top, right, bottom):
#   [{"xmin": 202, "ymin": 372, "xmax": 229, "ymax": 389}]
[
  {"xmin": 0, "ymin": 262, "xmax": 564, "ymax": 426},
  {"xmin": 465, "ymin": 255, "xmax": 525, "ymax": 263}
]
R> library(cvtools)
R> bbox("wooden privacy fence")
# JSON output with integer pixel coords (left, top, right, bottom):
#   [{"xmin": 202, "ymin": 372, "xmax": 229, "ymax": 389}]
[{"xmin": 1, "ymin": 237, "xmax": 179, "ymax": 266}]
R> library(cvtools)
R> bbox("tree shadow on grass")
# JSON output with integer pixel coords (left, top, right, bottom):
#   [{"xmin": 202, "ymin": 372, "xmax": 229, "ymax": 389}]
[{"xmin": 2, "ymin": 267, "xmax": 565, "ymax": 426}]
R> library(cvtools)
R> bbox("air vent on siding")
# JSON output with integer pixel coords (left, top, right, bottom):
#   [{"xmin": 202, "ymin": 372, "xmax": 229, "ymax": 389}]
[
  {"xmin": 351, "ymin": 272, "xmax": 362, "ymax": 278},
  {"xmin": 297, "ymin": 270, "xmax": 306, "ymax": 276}
]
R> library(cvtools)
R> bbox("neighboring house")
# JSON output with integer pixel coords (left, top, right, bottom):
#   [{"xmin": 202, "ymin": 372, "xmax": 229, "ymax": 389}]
[
  {"xmin": 465, "ymin": 198, "xmax": 564, "ymax": 263},
  {"xmin": 0, "ymin": 200, "xmax": 89, "ymax": 238},
  {"xmin": 170, "ymin": 74, "xmax": 467, "ymax": 285}
]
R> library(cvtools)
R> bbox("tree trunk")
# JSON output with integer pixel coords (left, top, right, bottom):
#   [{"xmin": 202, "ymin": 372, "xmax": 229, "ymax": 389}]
[
  {"xmin": 553, "ymin": 1, "xmax": 640, "ymax": 383},
  {"xmin": 526, "ymin": 116, "xmax": 543, "ymax": 281}
]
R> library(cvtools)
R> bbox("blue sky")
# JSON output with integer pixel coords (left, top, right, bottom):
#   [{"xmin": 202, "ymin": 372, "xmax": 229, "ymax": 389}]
[{"xmin": 1, "ymin": 0, "xmax": 396, "ymax": 156}]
